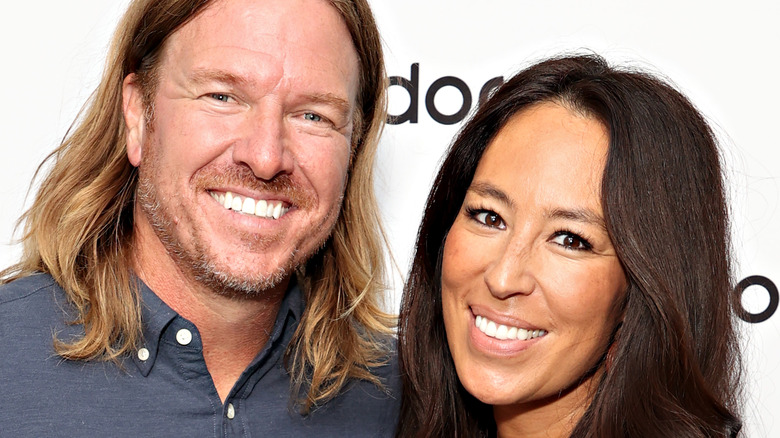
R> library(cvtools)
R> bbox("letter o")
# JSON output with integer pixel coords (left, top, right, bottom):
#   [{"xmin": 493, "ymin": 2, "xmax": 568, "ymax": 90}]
[
  {"xmin": 425, "ymin": 76, "xmax": 472, "ymax": 125},
  {"xmin": 734, "ymin": 275, "xmax": 778, "ymax": 323}
]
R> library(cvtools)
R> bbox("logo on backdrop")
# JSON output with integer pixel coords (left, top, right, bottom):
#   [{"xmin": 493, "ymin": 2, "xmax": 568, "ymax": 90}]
[
  {"xmin": 387, "ymin": 65, "xmax": 777, "ymax": 324},
  {"xmin": 735, "ymin": 275, "xmax": 778, "ymax": 323},
  {"xmin": 387, "ymin": 63, "xmax": 504, "ymax": 125}
]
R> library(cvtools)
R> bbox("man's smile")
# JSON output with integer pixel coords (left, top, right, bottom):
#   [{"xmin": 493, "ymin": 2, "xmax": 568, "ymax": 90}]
[{"xmin": 209, "ymin": 190, "xmax": 290, "ymax": 220}]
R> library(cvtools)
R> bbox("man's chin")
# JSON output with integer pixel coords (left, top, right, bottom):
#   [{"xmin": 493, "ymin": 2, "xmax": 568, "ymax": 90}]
[{"xmin": 193, "ymin": 263, "xmax": 293, "ymax": 299}]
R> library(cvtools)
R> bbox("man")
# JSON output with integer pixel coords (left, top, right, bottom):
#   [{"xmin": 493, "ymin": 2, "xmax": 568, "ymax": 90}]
[{"xmin": 0, "ymin": 0, "xmax": 398, "ymax": 436}]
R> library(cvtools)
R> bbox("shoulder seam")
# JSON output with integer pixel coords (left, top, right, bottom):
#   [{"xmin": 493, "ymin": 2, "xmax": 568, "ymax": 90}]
[{"xmin": 0, "ymin": 274, "xmax": 59, "ymax": 305}]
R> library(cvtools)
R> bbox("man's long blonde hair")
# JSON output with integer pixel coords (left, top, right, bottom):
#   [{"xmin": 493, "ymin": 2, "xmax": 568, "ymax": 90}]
[{"xmin": 2, "ymin": 0, "xmax": 393, "ymax": 411}]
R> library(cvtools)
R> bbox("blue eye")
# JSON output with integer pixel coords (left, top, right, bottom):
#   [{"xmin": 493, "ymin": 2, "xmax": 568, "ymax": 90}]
[
  {"xmin": 303, "ymin": 113, "xmax": 322, "ymax": 122},
  {"xmin": 551, "ymin": 231, "xmax": 592, "ymax": 251},
  {"xmin": 208, "ymin": 93, "xmax": 232, "ymax": 103}
]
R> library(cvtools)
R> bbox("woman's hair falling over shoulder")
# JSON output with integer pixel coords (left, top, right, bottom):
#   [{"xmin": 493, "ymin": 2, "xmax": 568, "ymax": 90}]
[{"xmin": 397, "ymin": 53, "xmax": 742, "ymax": 437}]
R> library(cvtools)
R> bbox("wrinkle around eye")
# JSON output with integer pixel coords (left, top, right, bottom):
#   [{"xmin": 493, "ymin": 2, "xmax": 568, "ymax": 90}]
[
  {"xmin": 197, "ymin": 92, "xmax": 245, "ymax": 113},
  {"xmin": 291, "ymin": 111, "xmax": 353, "ymax": 138}
]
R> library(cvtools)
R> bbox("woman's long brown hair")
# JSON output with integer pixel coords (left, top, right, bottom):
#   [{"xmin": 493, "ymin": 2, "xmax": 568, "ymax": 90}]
[{"xmin": 397, "ymin": 54, "xmax": 742, "ymax": 437}]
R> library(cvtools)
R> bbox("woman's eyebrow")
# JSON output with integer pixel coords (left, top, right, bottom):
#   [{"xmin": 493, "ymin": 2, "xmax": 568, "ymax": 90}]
[
  {"xmin": 547, "ymin": 207, "xmax": 606, "ymax": 230},
  {"xmin": 467, "ymin": 182, "xmax": 514, "ymax": 209},
  {"xmin": 469, "ymin": 181, "xmax": 606, "ymax": 229}
]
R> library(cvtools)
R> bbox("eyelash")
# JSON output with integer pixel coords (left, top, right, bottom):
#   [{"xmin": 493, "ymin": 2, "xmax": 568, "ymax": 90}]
[
  {"xmin": 551, "ymin": 229, "xmax": 593, "ymax": 251},
  {"xmin": 465, "ymin": 206, "xmax": 593, "ymax": 251},
  {"xmin": 465, "ymin": 207, "xmax": 506, "ymax": 230},
  {"xmin": 209, "ymin": 93, "xmax": 230, "ymax": 101},
  {"xmin": 202, "ymin": 93, "xmax": 335, "ymax": 128},
  {"xmin": 303, "ymin": 112, "xmax": 323, "ymax": 122},
  {"xmin": 302, "ymin": 111, "xmax": 337, "ymax": 129}
]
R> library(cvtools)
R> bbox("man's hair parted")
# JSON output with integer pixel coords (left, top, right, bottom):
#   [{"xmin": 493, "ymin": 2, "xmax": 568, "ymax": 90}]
[{"xmin": 2, "ymin": 0, "xmax": 393, "ymax": 412}]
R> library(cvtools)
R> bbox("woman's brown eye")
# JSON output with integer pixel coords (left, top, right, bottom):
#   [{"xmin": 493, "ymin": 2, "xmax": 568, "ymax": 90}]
[
  {"xmin": 472, "ymin": 210, "xmax": 506, "ymax": 229},
  {"xmin": 552, "ymin": 232, "xmax": 592, "ymax": 251}
]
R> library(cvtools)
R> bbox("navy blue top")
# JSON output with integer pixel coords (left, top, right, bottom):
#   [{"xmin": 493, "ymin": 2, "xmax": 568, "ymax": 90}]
[{"xmin": 0, "ymin": 273, "xmax": 399, "ymax": 437}]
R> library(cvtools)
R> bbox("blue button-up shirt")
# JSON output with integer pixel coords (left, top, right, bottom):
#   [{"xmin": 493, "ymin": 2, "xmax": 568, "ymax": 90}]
[{"xmin": 0, "ymin": 273, "xmax": 399, "ymax": 437}]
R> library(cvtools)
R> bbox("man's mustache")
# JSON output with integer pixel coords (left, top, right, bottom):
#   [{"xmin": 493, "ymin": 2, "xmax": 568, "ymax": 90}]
[{"xmin": 193, "ymin": 164, "xmax": 315, "ymax": 210}]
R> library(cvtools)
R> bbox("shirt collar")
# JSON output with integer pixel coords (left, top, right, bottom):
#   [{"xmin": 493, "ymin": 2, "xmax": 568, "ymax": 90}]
[
  {"xmin": 131, "ymin": 280, "xmax": 178, "ymax": 376},
  {"xmin": 131, "ymin": 278, "xmax": 304, "ymax": 377}
]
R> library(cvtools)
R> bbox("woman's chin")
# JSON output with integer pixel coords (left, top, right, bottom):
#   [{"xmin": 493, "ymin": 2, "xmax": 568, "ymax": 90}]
[{"xmin": 460, "ymin": 375, "xmax": 526, "ymax": 406}]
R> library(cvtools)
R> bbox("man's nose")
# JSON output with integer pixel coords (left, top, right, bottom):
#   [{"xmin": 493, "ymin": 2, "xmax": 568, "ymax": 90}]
[{"xmin": 231, "ymin": 106, "xmax": 294, "ymax": 181}]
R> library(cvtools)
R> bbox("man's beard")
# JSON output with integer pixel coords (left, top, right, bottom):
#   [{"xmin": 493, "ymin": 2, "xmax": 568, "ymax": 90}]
[{"xmin": 135, "ymin": 152, "xmax": 331, "ymax": 299}]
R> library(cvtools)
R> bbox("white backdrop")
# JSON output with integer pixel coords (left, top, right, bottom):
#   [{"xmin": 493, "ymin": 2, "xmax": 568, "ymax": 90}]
[{"xmin": 1, "ymin": 1, "xmax": 777, "ymax": 436}]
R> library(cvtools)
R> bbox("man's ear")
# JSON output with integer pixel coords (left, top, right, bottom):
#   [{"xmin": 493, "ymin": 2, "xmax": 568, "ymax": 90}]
[{"xmin": 123, "ymin": 73, "xmax": 146, "ymax": 167}]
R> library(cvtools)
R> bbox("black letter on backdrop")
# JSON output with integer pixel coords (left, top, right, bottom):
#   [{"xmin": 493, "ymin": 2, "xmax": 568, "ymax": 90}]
[
  {"xmin": 426, "ymin": 76, "xmax": 472, "ymax": 125},
  {"xmin": 388, "ymin": 63, "xmax": 419, "ymax": 124},
  {"xmin": 734, "ymin": 275, "xmax": 778, "ymax": 323}
]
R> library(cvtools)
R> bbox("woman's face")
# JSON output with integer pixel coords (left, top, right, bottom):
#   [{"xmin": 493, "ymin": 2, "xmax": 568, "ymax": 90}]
[{"xmin": 441, "ymin": 102, "xmax": 627, "ymax": 416}]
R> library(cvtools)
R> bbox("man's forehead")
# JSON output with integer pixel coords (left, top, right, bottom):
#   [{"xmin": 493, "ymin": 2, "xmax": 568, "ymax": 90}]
[
  {"xmin": 170, "ymin": 0, "xmax": 350, "ymax": 52},
  {"xmin": 157, "ymin": 0, "xmax": 359, "ymax": 99}
]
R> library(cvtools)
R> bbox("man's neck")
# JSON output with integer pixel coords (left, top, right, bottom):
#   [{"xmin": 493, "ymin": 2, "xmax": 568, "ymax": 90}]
[{"xmin": 131, "ymin": 221, "xmax": 288, "ymax": 402}]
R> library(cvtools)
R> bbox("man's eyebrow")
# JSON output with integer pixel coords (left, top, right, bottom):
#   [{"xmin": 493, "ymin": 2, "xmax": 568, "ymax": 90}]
[
  {"xmin": 188, "ymin": 68, "xmax": 253, "ymax": 87},
  {"xmin": 187, "ymin": 69, "xmax": 352, "ymax": 113},
  {"xmin": 548, "ymin": 207, "xmax": 606, "ymax": 230},
  {"xmin": 296, "ymin": 93, "xmax": 353, "ymax": 118},
  {"xmin": 467, "ymin": 182, "xmax": 514, "ymax": 209}
]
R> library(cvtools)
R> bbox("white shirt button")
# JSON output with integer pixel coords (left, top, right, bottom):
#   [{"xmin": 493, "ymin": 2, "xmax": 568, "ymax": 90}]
[
  {"xmin": 176, "ymin": 328, "xmax": 193, "ymax": 346},
  {"xmin": 137, "ymin": 347, "xmax": 150, "ymax": 361},
  {"xmin": 226, "ymin": 403, "xmax": 235, "ymax": 419}
]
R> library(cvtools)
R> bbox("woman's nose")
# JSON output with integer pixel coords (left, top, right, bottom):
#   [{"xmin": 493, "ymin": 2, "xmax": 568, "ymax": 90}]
[{"xmin": 484, "ymin": 237, "xmax": 537, "ymax": 300}]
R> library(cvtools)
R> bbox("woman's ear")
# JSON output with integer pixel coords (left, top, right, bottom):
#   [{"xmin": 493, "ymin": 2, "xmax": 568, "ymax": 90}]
[{"xmin": 123, "ymin": 73, "xmax": 146, "ymax": 167}]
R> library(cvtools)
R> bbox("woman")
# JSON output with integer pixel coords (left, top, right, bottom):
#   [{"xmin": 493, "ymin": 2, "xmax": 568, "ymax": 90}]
[{"xmin": 397, "ymin": 54, "xmax": 742, "ymax": 437}]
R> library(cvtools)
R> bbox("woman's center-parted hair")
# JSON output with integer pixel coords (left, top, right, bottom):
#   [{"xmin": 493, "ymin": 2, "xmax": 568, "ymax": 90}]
[{"xmin": 397, "ymin": 53, "xmax": 742, "ymax": 438}]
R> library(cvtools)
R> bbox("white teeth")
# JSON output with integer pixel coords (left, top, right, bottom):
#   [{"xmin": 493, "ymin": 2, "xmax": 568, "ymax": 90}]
[
  {"xmin": 255, "ymin": 199, "xmax": 267, "ymax": 216},
  {"xmin": 241, "ymin": 197, "xmax": 255, "ymax": 214},
  {"xmin": 495, "ymin": 324, "xmax": 508, "ymax": 340},
  {"xmin": 474, "ymin": 314, "xmax": 546, "ymax": 341},
  {"xmin": 224, "ymin": 192, "xmax": 233, "ymax": 209},
  {"xmin": 485, "ymin": 321, "xmax": 497, "ymax": 337},
  {"xmin": 211, "ymin": 191, "xmax": 289, "ymax": 220}
]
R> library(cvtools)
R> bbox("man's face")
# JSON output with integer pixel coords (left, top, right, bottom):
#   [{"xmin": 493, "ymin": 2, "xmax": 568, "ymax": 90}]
[{"xmin": 123, "ymin": 0, "xmax": 360, "ymax": 296}]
